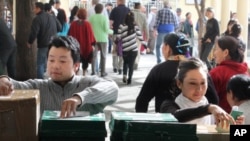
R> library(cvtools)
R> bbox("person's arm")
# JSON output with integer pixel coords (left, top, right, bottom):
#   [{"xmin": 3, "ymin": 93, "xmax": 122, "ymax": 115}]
[
  {"xmin": 160, "ymin": 99, "xmax": 210, "ymax": 122},
  {"xmin": 205, "ymin": 74, "xmax": 219, "ymax": 104},
  {"xmin": 28, "ymin": 17, "xmax": 40, "ymax": 44},
  {"xmin": 209, "ymin": 19, "xmax": 220, "ymax": 42},
  {"xmin": 104, "ymin": 17, "xmax": 113, "ymax": 35},
  {"xmin": 74, "ymin": 76, "xmax": 119, "ymax": 108},
  {"xmin": 135, "ymin": 67, "xmax": 158, "ymax": 112}
]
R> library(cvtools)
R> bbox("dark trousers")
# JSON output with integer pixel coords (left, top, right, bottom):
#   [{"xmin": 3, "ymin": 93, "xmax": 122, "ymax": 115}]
[
  {"xmin": 0, "ymin": 46, "xmax": 17, "ymax": 79},
  {"xmin": 200, "ymin": 42, "xmax": 214, "ymax": 69},
  {"xmin": 108, "ymin": 37, "xmax": 113, "ymax": 53},
  {"xmin": 123, "ymin": 51, "xmax": 137, "ymax": 80}
]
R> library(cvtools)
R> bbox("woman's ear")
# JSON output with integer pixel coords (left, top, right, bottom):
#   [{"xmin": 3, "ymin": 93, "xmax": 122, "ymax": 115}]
[
  {"xmin": 162, "ymin": 44, "xmax": 171, "ymax": 60},
  {"xmin": 223, "ymin": 49, "xmax": 229, "ymax": 59},
  {"xmin": 176, "ymin": 79, "xmax": 182, "ymax": 89}
]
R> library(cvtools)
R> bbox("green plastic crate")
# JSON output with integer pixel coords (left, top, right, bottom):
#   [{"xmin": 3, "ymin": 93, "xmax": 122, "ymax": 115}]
[
  {"xmin": 39, "ymin": 110, "xmax": 107, "ymax": 141},
  {"xmin": 109, "ymin": 112, "xmax": 197, "ymax": 141}
]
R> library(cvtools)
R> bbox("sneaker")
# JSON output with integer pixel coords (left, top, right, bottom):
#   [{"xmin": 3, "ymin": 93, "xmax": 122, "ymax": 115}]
[{"xmin": 113, "ymin": 68, "xmax": 117, "ymax": 73}]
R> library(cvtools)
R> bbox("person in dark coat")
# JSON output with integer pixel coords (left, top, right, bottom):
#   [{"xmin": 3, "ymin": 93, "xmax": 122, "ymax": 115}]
[
  {"xmin": 0, "ymin": 18, "xmax": 17, "ymax": 79},
  {"xmin": 27, "ymin": 2, "xmax": 58, "ymax": 79}
]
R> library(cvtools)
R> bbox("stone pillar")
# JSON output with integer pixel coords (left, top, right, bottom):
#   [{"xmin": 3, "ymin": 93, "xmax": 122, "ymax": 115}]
[
  {"xmin": 237, "ymin": 0, "xmax": 249, "ymax": 60},
  {"xmin": 13, "ymin": 0, "xmax": 16, "ymax": 38},
  {"xmin": 220, "ymin": 0, "xmax": 231, "ymax": 34},
  {"xmin": 211, "ymin": 0, "xmax": 221, "ymax": 20}
]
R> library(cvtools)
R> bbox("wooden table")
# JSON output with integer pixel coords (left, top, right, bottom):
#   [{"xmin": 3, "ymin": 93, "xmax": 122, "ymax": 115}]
[{"xmin": 197, "ymin": 125, "xmax": 229, "ymax": 141}]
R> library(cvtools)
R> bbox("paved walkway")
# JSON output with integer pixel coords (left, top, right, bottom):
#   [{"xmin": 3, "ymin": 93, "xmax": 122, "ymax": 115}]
[
  {"xmin": 98, "ymin": 53, "xmax": 158, "ymax": 141},
  {"xmin": 103, "ymin": 53, "xmax": 157, "ymax": 117}
]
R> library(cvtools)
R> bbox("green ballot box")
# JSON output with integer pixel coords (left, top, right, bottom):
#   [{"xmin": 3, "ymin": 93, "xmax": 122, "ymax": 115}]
[
  {"xmin": 109, "ymin": 112, "xmax": 198, "ymax": 141},
  {"xmin": 39, "ymin": 110, "xmax": 107, "ymax": 141}
]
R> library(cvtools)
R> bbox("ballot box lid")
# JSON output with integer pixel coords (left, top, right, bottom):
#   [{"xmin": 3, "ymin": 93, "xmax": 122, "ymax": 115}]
[{"xmin": 40, "ymin": 110, "xmax": 107, "ymax": 138}]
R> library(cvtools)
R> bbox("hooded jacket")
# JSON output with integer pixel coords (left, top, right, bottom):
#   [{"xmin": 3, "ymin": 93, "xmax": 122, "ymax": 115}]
[{"xmin": 210, "ymin": 60, "xmax": 249, "ymax": 113}]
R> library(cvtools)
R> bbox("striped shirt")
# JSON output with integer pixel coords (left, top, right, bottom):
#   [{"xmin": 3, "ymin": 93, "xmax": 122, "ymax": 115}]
[
  {"xmin": 11, "ymin": 75, "xmax": 119, "ymax": 115},
  {"xmin": 117, "ymin": 25, "xmax": 144, "ymax": 52}
]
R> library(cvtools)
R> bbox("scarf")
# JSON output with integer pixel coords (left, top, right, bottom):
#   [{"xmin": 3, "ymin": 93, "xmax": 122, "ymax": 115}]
[{"xmin": 175, "ymin": 94, "xmax": 212, "ymax": 125}]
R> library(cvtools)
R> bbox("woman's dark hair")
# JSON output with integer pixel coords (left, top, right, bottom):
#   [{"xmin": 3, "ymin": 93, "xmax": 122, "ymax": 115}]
[
  {"xmin": 224, "ymin": 19, "xmax": 237, "ymax": 35},
  {"xmin": 176, "ymin": 57, "xmax": 207, "ymax": 82},
  {"xmin": 226, "ymin": 74, "xmax": 250, "ymax": 101},
  {"xmin": 216, "ymin": 36, "xmax": 244, "ymax": 63},
  {"xmin": 230, "ymin": 23, "xmax": 242, "ymax": 38},
  {"xmin": 95, "ymin": 3, "xmax": 103, "ymax": 14},
  {"xmin": 48, "ymin": 36, "xmax": 81, "ymax": 63},
  {"xmin": 124, "ymin": 12, "xmax": 136, "ymax": 36},
  {"xmin": 57, "ymin": 9, "xmax": 67, "ymax": 31},
  {"xmin": 163, "ymin": 33, "xmax": 191, "ymax": 57},
  {"xmin": 69, "ymin": 6, "xmax": 79, "ymax": 23}
]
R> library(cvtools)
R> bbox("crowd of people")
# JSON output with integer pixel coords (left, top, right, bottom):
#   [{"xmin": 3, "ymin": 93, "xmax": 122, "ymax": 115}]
[{"xmin": 1, "ymin": 0, "xmax": 250, "ymax": 129}]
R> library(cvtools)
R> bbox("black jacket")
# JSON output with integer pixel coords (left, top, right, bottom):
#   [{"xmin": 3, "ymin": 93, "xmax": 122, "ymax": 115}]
[
  {"xmin": 0, "ymin": 18, "xmax": 16, "ymax": 50},
  {"xmin": 28, "ymin": 11, "xmax": 57, "ymax": 48},
  {"xmin": 135, "ymin": 60, "xmax": 219, "ymax": 113}
]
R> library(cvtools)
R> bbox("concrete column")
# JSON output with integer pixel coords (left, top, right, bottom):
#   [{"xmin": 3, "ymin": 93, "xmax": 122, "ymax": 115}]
[
  {"xmin": 211, "ymin": 0, "xmax": 221, "ymax": 20},
  {"xmin": 220, "ymin": 0, "xmax": 231, "ymax": 34},
  {"xmin": 237, "ymin": 0, "xmax": 249, "ymax": 60}
]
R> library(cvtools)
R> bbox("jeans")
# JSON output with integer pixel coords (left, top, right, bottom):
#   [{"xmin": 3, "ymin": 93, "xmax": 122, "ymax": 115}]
[
  {"xmin": 155, "ymin": 33, "xmax": 168, "ymax": 63},
  {"xmin": 37, "ymin": 47, "xmax": 48, "ymax": 79},
  {"xmin": 92, "ymin": 42, "xmax": 107, "ymax": 75}
]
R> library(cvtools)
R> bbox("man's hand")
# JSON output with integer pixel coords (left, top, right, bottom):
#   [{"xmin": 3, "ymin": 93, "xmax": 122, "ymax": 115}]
[
  {"xmin": 0, "ymin": 77, "xmax": 13, "ymax": 96},
  {"xmin": 60, "ymin": 95, "xmax": 82, "ymax": 118}
]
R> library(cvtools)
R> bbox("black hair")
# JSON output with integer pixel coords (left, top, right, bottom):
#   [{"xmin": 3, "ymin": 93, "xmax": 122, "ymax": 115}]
[
  {"xmin": 230, "ymin": 23, "xmax": 242, "ymax": 38},
  {"xmin": 163, "ymin": 33, "xmax": 191, "ymax": 57},
  {"xmin": 134, "ymin": 2, "xmax": 141, "ymax": 9},
  {"xmin": 95, "ymin": 3, "xmax": 103, "ymax": 14},
  {"xmin": 176, "ymin": 57, "xmax": 208, "ymax": 82},
  {"xmin": 44, "ymin": 3, "xmax": 52, "ymax": 12},
  {"xmin": 216, "ymin": 36, "xmax": 244, "ymax": 63},
  {"xmin": 224, "ymin": 19, "xmax": 237, "ymax": 35},
  {"xmin": 57, "ymin": 9, "xmax": 67, "ymax": 31},
  {"xmin": 124, "ymin": 12, "xmax": 136, "ymax": 36},
  {"xmin": 48, "ymin": 36, "xmax": 81, "ymax": 63},
  {"xmin": 69, "ymin": 6, "xmax": 79, "ymax": 23},
  {"xmin": 35, "ymin": 2, "xmax": 44, "ymax": 11},
  {"xmin": 227, "ymin": 74, "xmax": 250, "ymax": 101},
  {"xmin": 49, "ymin": 0, "xmax": 55, "ymax": 5}
]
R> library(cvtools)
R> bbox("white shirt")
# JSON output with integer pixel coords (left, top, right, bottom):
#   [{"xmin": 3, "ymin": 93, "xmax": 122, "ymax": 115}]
[{"xmin": 239, "ymin": 100, "xmax": 250, "ymax": 124}]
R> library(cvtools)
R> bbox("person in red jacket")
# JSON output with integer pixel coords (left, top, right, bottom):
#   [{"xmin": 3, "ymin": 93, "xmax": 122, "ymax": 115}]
[
  {"xmin": 68, "ymin": 8, "xmax": 96, "ymax": 75},
  {"xmin": 210, "ymin": 36, "xmax": 249, "ymax": 113}
]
